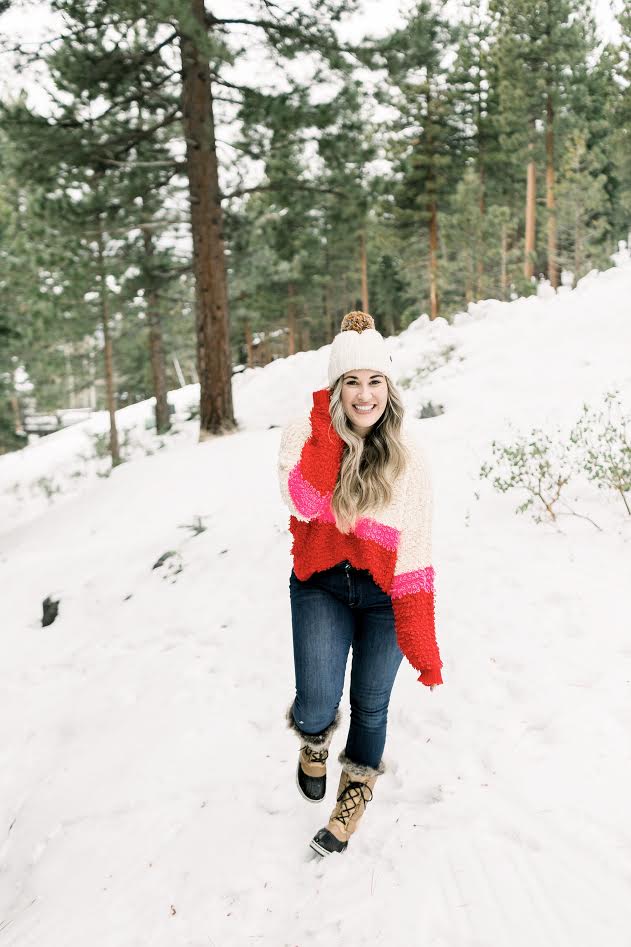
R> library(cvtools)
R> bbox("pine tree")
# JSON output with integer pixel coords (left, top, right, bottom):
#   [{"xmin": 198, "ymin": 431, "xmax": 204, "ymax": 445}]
[
  {"xmin": 490, "ymin": 0, "xmax": 597, "ymax": 286},
  {"xmin": 370, "ymin": 1, "xmax": 463, "ymax": 319},
  {"xmin": 316, "ymin": 80, "xmax": 378, "ymax": 314},
  {"xmin": 370, "ymin": 254, "xmax": 415, "ymax": 335},
  {"xmin": 3, "ymin": 0, "xmax": 358, "ymax": 437},
  {"xmin": 555, "ymin": 129, "xmax": 611, "ymax": 278},
  {"xmin": 450, "ymin": 2, "xmax": 508, "ymax": 298}
]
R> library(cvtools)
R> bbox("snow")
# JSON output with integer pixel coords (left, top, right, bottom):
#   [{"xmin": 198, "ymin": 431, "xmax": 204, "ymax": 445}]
[{"xmin": 1, "ymin": 263, "xmax": 631, "ymax": 946}]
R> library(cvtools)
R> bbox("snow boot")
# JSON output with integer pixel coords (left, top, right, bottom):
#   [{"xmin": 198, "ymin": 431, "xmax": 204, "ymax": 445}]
[
  {"xmin": 309, "ymin": 751, "xmax": 385, "ymax": 857},
  {"xmin": 286, "ymin": 705, "xmax": 340, "ymax": 803}
]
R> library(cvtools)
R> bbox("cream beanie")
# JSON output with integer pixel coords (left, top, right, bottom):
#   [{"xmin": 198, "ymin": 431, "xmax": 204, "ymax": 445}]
[{"xmin": 327, "ymin": 311, "xmax": 393, "ymax": 387}]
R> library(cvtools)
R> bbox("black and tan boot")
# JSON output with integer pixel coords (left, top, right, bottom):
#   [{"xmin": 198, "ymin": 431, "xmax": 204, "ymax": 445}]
[
  {"xmin": 309, "ymin": 752, "xmax": 385, "ymax": 856},
  {"xmin": 286, "ymin": 705, "xmax": 340, "ymax": 803}
]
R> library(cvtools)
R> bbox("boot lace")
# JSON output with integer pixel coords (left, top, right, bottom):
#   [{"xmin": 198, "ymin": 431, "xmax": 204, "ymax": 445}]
[
  {"xmin": 333, "ymin": 781, "xmax": 373, "ymax": 827},
  {"xmin": 304, "ymin": 746, "xmax": 329, "ymax": 764}
]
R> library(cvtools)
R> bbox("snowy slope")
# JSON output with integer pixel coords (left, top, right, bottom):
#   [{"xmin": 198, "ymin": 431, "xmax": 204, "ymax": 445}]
[{"xmin": 1, "ymin": 265, "xmax": 631, "ymax": 947}]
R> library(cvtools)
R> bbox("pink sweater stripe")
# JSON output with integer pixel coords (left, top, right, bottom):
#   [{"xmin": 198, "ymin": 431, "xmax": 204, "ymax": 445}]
[
  {"xmin": 390, "ymin": 565, "xmax": 435, "ymax": 599},
  {"xmin": 288, "ymin": 462, "xmax": 330, "ymax": 519},
  {"xmin": 354, "ymin": 517, "xmax": 400, "ymax": 551}
]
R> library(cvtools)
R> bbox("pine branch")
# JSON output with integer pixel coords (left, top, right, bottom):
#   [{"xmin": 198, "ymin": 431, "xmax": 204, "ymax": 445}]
[
  {"xmin": 222, "ymin": 181, "xmax": 344, "ymax": 199},
  {"xmin": 100, "ymin": 106, "xmax": 180, "ymax": 155},
  {"xmin": 84, "ymin": 71, "xmax": 180, "ymax": 125},
  {"xmin": 100, "ymin": 157, "xmax": 185, "ymax": 170},
  {"xmin": 0, "ymin": 19, "xmax": 102, "ymax": 59},
  {"xmin": 204, "ymin": 11, "xmax": 351, "ymax": 58}
]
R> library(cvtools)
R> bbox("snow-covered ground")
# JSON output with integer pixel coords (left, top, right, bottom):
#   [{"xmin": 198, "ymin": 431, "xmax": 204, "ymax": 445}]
[{"xmin": 1, "ymin": 265, "xmax": 630, "ymax": 947}]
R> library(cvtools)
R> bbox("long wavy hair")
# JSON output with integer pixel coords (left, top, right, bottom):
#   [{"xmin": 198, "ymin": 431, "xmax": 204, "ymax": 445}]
[{"xmin": 328, "ymin": 374, "xmax": 411, "ymax": 534}]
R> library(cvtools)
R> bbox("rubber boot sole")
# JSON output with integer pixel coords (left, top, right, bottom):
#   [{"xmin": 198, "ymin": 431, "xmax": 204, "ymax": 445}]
[
  {"xmin": 296, "ymin": 762, "xmax": 325, "ymax": 804},
  {"xmin": 309, "ymin": 830, "xmax": 348, "ymax": 857}
]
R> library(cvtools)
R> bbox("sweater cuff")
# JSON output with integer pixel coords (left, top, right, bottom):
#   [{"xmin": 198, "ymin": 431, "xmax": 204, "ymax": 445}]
[{"xmin": 418, "ymin": 666, "xmax": 443, "ymax": 686}]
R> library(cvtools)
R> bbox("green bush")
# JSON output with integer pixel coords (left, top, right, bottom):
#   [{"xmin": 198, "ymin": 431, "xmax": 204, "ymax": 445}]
[
  {"xmin": 480, "ymin": 392, "xmax": 631, "ymax": 527},
  {"xmin": 480, "ymin": 427, "xmax": 574, "ymax": 523},
  {"xmin": 570, "ymin": 390, "xmax": 631, "ymax": 516}
]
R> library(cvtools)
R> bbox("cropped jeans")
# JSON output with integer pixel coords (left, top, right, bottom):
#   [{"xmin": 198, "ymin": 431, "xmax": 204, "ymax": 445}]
[{"xmin": 289, "ymin": 559, "xmax": 404, "ymax": 770}]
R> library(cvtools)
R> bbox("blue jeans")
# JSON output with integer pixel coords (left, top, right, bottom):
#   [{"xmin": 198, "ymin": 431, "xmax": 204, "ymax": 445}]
[{"xmin": 289, "ymin": 559, "xmax": 404, "ymax": 770}]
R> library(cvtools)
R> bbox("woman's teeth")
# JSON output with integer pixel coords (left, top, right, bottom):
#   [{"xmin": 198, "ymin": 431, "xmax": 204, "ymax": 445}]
[{"xmin": 353, "ymin": 405, "xmax": 375, "ymax": 413}]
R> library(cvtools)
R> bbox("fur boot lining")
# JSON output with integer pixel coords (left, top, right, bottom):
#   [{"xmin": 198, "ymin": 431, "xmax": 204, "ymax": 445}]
[
  {"xmin": 338, "ymin": 750, "xmax": 386, "ymax": 779},
  {"xmin": 286, "ymin": 704, "xmax": 341, "ymax": 750}
]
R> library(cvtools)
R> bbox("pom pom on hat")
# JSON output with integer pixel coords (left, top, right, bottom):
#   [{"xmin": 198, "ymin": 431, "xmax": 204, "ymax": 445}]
[
  {"xmin": 327, "ymin": 310, "xmax": 393, "ymax": 387},
  {"xmin": 340, "ymin": 311, "xmax": 375, "ymax": 333}
]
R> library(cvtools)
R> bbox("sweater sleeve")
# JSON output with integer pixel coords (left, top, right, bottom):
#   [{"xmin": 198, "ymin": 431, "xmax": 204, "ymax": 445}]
[
  {"xmin": 277, "ymin": 412, "xmax": 344, "ymax": 522},
  {"xmin": 390, "ymin": 441, "xmax": 443, "ymax": 687}
]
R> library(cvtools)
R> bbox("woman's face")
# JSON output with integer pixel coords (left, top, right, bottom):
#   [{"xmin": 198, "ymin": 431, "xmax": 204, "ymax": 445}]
[{"xmin": 340, "ymin": 370, "xmax": 388, "ymax": 437}]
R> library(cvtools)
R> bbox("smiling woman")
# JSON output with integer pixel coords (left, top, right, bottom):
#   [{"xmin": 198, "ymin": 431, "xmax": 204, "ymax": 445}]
[{"xmin": 278, "ymin": 309, "xmax": 442, "ymax": 858}]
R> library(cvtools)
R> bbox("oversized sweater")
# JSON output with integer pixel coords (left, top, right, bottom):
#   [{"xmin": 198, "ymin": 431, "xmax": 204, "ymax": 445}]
[{"xmin": 277, "ymin": 396, "xmax": 443, "ymax": 687}]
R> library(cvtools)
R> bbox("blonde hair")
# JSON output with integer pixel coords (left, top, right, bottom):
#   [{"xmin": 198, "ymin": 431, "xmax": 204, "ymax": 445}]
[{"xmin": 328, "ymin": 374, "xmax": 410, "ymax": 533}]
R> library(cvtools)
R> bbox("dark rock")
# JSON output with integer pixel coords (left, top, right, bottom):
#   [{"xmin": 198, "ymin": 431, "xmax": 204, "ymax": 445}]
[{"xmin": 42, "ymin": 596, "xmax": 60, "ymax": 627}]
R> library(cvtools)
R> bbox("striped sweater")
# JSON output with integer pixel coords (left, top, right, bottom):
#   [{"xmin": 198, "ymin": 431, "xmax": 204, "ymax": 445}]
[{"xmin": 277, "ymin": 394, "xmax": 443, "ymax": 687}]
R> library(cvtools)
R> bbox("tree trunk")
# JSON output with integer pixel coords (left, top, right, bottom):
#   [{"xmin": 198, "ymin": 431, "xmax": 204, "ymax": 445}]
[
  {"xmin": 142, "ymin": 226, "xmax": 170, "ymax": 433},
  {"xmin": 465, "ymin": 248, "xmax": 473, "ymax": 304},
  {"xmin": 545, "ymin": 93, "xmax": 557, "ymax": 288},
  {"xmin": 574, "ymin": 203, "xmax": 582, "ymax": 278},
  {"xmin": 97, "ymin": 227, "xmax": 120, "ymax": 466},
  {"xmin": 476, "ymin": 165, "xmax": 485, "ymax": 298},
  {"xmin": 323, "ymin": 278, "xmax": 334, "ymax": 341},
  {"xmin": 524, "ymin": 139, "xmax": 536, "ymax": 281},
  {"xmin": 323, "ymin": 242, "xmax": 334, "ymax": 341},
  {"xmin": 342, "ymin": 272, "xmax": 350, "ymax": 312},
  {"xmin": 287, "ymin": 281, "xmax": 297, "ymax": 355},
  {"xmin": 172, "ymin": 354, "xmax": 186, "ymax": 387},
  {"xmin": 428, "ymin": 198, "xmax": 439, "ymax": 319},
  {"xmin": 179, "ymin": 0, "xmax": 235, "ymax": 439},
  {"xmin": 392, "ymin": 304, "xmax": 402, "ymax": 334},
  {"xmin": 301, "ymin": 303, "xmax": 311, "ymax": 350},
  {"xmin": 10, "ymin": 392, "xmax": 23, "ymax": 435},
  {"xmin": 260, "ymin": 337, "xmax": 271, "ymax": 366},
  {"xmin": 359, "ymin": 229, "xmax": 369, "ymax": 313},
  {"xmin": 475, "ymin": 40, "xmax": 485, "ymax": 299},
  {"xmin": 500, "ymin": 223, "xmax": 508, "ymax": 300},
  {"xmin": 244, "ymin": 318, "xmax": 254, "ymax": 367},
  {"xmin": 424, "ymin": 83, "xmax": 439, "ymax": 320}
]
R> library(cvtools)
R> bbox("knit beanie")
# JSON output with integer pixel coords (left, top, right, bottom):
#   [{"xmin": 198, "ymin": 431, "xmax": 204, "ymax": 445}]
[{"xmin": 327, "ymin": 311, "xmax": 393, "ymax": 387}]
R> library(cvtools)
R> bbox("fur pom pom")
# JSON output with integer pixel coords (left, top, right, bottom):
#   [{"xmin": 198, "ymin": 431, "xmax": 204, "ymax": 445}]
[{"xmin": 340, "ymin": 310, "xmax": 375, "ymax": 333}]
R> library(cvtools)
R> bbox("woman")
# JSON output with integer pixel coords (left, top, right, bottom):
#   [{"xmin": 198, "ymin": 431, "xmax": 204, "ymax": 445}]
[{"xmin": 277, "ymin": 310, "xmax": 443, "ymax": 858}]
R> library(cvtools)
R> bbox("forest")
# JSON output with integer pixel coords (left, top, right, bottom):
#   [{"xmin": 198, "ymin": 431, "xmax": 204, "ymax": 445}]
[{"xmin": 0, "ymin": 0, "xmax": 629, "ymax": 457}]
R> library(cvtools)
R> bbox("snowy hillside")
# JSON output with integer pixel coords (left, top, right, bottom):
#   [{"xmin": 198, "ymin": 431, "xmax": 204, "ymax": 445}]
[{"xmin": 1, "ymin": 265, "xmax": 631, "ymax": 947}]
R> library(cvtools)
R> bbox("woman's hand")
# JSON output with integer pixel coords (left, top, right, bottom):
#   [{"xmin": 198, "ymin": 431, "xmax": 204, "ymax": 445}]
[
  {"xmin": 309, "ymin": 388, "xmax": 340, "ymax": 449},
  {"xmin": 310, "ymin": 388, "xmax": 333, "ymax": 426},
  {"xmin": 299, "ymin": 388, "xmax": 344, "ymax": 497}
]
